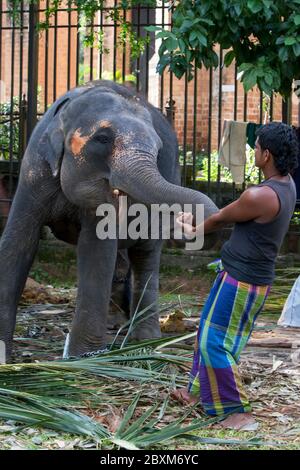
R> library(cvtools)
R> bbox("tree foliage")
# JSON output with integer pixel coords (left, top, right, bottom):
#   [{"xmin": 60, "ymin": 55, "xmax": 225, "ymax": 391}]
[
  {"xmin": 148, "ymin": 0, "xmax": 300, "ymax": 98},
  {"xmin": 11, "ymin": 1, "xmax": 300, "ymax": 97}
]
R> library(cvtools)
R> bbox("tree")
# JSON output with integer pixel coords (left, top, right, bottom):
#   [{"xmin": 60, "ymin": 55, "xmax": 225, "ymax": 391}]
[{"xmin": 148, "ymin": 0, "xmax": 300, "ymax": 98}]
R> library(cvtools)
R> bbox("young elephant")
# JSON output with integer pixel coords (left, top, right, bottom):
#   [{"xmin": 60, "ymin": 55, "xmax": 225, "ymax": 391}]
[{"xmin": 0, "ymin": 80, "xmax": 218, "ymax": 361}]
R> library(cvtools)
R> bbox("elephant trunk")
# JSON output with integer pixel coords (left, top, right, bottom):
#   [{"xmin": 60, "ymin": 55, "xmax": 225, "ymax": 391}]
[{"xmin": 110, "ymin": 153, "xmax": 219, "ymax": 219}]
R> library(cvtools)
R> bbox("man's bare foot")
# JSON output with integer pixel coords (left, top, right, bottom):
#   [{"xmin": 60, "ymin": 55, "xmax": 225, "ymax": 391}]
[
  {"xmin": 171, "ymin": 388, "xmax": 199, "ymax": 405},
  {"xmin": 219, "ymin": 412, "xmax": 258, "ymax": 431}
]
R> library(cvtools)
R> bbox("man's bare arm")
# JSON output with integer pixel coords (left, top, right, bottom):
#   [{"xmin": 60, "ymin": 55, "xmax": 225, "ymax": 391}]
[{"xmin": 202, "ymin": 187, "xmax": 279, "ymax": 234}]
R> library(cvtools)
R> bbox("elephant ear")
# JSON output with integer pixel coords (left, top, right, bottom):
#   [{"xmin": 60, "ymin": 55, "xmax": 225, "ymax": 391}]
[{"xmin": 39, "ymin": 97, "xmax": 70, "ymax": 177}]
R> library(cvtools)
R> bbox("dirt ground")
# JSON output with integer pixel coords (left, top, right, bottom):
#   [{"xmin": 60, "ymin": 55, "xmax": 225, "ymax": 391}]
[{"xmin": 0, "ymin": 263, "xmax": 299, "ymax": 450}]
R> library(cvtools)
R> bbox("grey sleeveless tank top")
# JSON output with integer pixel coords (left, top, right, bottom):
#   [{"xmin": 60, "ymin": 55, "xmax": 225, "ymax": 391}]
[{"xmin": 221, "ymin": 175, "xmax": 297, "ymax": 285}]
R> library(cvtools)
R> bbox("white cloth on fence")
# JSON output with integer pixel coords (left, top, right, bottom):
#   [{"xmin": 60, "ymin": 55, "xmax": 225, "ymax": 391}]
[
  {"xmin": 218, "ymin": 120, "xmax": 248, "ymax": 184},
  {"xmin": 278, "ymin": 275, "xmax": 300, "ymax": 327}
]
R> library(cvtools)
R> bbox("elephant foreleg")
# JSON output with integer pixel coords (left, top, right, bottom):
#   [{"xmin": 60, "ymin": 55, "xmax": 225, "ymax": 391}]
[
  {"xmin": 67, "ymin": 216, "xmax": 118, "ymax": 357},
  {"xmin": 0, "ymin": 192, "xmax": 44, "ymax": 361},
  {"xmin": 128, "ymin": 240, "xmax": 163, "ymax": 341}
]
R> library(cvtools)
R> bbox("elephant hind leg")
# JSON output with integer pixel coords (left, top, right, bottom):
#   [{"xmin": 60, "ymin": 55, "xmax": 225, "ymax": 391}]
[{"xmin": 128, "ymin": 240, "xmax": 163, "ymax": 341}]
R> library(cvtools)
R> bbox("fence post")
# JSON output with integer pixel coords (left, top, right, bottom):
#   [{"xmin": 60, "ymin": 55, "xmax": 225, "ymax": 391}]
[{"xmin": 27, "ymin": 2, "xmax": 39, "ymax": 144}]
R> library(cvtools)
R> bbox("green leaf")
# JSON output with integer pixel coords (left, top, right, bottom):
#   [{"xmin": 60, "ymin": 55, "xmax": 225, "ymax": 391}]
[
  {"xmin": 242, "ymin": 68, "xmax": 258, "ymax": 92},
  {"xmin": 262, "ymin": 0, "xmax": 272, "ymax": 8},
  {"xmin": 264, "ymin": 72, "xmax": 273, "ymax": 86},
  {"xmin": 224, "ymin": 50, "xmax": 235, "ymax": 66},
  {"xmin": 178, "ymin": 38, "xmax": 187, "ymax": 53},
  {"xmin": 179, "ymin": 19, "xmax": 193, "ymax": 33},
  {"xmin": 239, "ymin": 62, "xmax": 253, "ymax": 72},
  {"xmin": 197, "ymin": 32, "xmax": 208, "ymax": 47},
  {"xmin": 121, "ymin": 403, "xmax": 160, "ymax": 440},
  {"xmin": 257, "ymin": 78, "xmax": 273, "ymax": 96},
  {"xmin": 233, "ymin": 3, "xmax": 242, "ymax": 16},
  {"xmin": 115, "ymin": 392, "xmax": 141, "ymax": 438},
  {"xmin": 285, "ymin": 37, "xmax": 297, "ymax": 46},
  {"xmin": 278, "ymin": 47, "xmax": 289, "ymax": 62},
  {"xmin": 247, "ymin": 0, "xmax": 263, "ymax": 14},
  {"xmin": 189, "ymin": 30, "xmax": 198, "ymax": 43},
  {"xmin": 293, "ymin": 42, "xmax": 300, "ymax": 56},
  {"xmin": 294, "ymin": 15, "xmax": 300, "ymax": 26},
  {"xmin": 144, "ymin": 25, "xmax": 161, "ymax": 32},
  {"xmin": 210, "ymin": 50, "xmax": 219, "ymax": 68},
  {"xmin": 199, "ymin": 18, "xmax": 214, "ymax": 26},
  {"xmin": 0, "ymin": 388, "xmax": 110, "ymax": 439},
  {"xmin": 165, "ymin": 37, "xmax": 178, "ymax": 52}
]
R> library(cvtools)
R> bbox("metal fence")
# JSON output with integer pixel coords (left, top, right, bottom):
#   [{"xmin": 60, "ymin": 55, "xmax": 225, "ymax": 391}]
[{"xmin": 0, "ymin": 1, "xmax": 299, "ymax": 228}]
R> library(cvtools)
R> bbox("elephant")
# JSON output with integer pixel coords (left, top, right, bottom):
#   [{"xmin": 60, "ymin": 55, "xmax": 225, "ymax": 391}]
[{"xmin": 0, "ymin": 80, "xmax": 218, "ymax": 361}]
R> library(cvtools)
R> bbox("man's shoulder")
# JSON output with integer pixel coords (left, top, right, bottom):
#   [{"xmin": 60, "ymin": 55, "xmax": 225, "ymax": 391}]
[
  {"xmin": 240, "ymin": 186, "xmax": 279, "ymax": 209},
  {"xmin": 241, "ymin": 185, "xmax": 280, "ymax": 217}
]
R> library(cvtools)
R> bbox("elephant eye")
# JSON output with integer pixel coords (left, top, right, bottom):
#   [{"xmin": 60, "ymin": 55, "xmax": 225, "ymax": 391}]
[{"xmin": 94, "ymin": 134, "xmax": 111, "ymax": 144}]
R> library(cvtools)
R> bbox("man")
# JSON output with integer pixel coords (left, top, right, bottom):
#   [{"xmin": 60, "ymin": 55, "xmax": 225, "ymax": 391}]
[{"xmin": 175, "ymin": 122, "xmax": 298, "ymax": 430}]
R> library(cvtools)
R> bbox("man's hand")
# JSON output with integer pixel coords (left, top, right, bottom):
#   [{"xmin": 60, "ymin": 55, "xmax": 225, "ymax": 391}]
[{"xmin": 176, "ymin": 211, "xmax": 196, "ymax": 240}]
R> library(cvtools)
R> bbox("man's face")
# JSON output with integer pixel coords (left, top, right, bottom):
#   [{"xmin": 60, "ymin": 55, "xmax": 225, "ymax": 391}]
[{"xmin": 254, "ymin": 138, "xmax": 269, "ymax": 168}]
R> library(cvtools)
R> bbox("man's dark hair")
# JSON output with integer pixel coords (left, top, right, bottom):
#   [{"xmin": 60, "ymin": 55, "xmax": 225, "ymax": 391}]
[{"xmin": 256, "ymin": 122, "xmax": 299, "ymax": 175}]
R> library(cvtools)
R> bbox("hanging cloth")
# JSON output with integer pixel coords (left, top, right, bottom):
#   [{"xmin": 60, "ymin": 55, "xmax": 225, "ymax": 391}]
[{"xmin": 218, "ymin": 120, "xmax": 248, "ymax": 184}]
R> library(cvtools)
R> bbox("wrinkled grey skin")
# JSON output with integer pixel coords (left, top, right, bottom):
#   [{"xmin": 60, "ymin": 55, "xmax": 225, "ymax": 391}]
[{"xmin": 0, "ymin": 81, "xmax": 218, "ymax": 360}]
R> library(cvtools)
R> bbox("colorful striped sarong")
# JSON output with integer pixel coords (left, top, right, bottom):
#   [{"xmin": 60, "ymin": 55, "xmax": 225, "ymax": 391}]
[{"xmin": 188, "ymin": 270, "xmax": 271, "ymax": 416}]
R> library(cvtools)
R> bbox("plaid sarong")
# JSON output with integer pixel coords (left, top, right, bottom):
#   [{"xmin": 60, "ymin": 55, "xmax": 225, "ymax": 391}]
[{"xmin": 188, "ymin": 270, "xmax": 271, "ymax": 416}]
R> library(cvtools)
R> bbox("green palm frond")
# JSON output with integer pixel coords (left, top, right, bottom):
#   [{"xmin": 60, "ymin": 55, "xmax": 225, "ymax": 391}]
[{"xmin": 0, "ymin": 388, "xmax": 110, "ymax": 439}]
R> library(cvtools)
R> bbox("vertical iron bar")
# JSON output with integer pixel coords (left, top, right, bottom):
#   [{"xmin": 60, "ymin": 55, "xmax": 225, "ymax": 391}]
[
  {"xmin": 168, "ymin": 3, "xmax": 174, "ymax": 125},
  {"xmin": 99, "ymin": 7, "xmax": 103, "ymax": 79},
  {"xmin": 159, "ymin": 2, "xmax": 165, "ymax": 111},
  {"xmin": 258, "ymin": 91, "xmax": 263, "ymax": 183},
  {"xmin": 44, "ymin": 0, "xmax": 49, "ymax": 111},
  {"xmin": 145, "ymin": 5, "xmax": 150, "ymax": 99},
  {"xmin": 243, "ymin": 92, "xmax": 248, "ymax": 122},
  {"xmin": 232, "ymin": 63, "xmax": 239, "ymax": 199},
  {"xmin": 76, "ymin": 8, "xmax": 80, "ymax": 85},
  {"xmin": 113, "ymin": 0, "xmax": 117, "ymax": 82},
  {"xmin": 259, "ymin": 91, "xmax": 263, "ymax": 124},
  {"xmin": 0, "ymin": 0, "xmax": 2, "ymax": 86},
  {"xmin": 242, "ymin": 91, "xmax": 248, "ymax": 191},
  {"xmin": 192, "ymin": 67, "xmax": 198, "ymax": 189},
  {"xmin": 136, "ymin": 5, "xmax": 141, "ymax": 92},
  {"xmin": 122, "ymin": 8, "xmax": 126, "ymax": 82},
  {"xmin": 270, "ymin": 92, "xmax": 273, "ymax": 121},
  {"xmin": 53, "ymin": 9, "xmax": 58, "ymax": 101},
  {"xmin": 216, "ymin": 47, "xmax": 223, "ymax": 207},
  {"xmin": 27, "ymin": 1, "xmax": 39, "ymax": 142},
  {"xmin": 18, "ymin": 0, "xmax": 24, "ymax": 165},
  {"xmin": 90, "ymin": 15, "xmax": 94, "ymax": 81},
  {"xmin": 182, "ymin": 73, "xmax": 188, "ymax": 187},
  {"xmin": 282, "ymin": 98, "xmax": 288, "ymax": 124},
  {"xmin": 67, "ymin": 0, "xmax": 71, "ymax": 90},
  {"xmin": 282, "ymin": 96, "xmax": 291, "ymax": 124},
  {"xmin": 207, "ymin": 67, "xmax": 213, "ymax": 198},
  {"xmin": 8, "ymin": 7, "xmax": 16, "ymax": 198}
]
